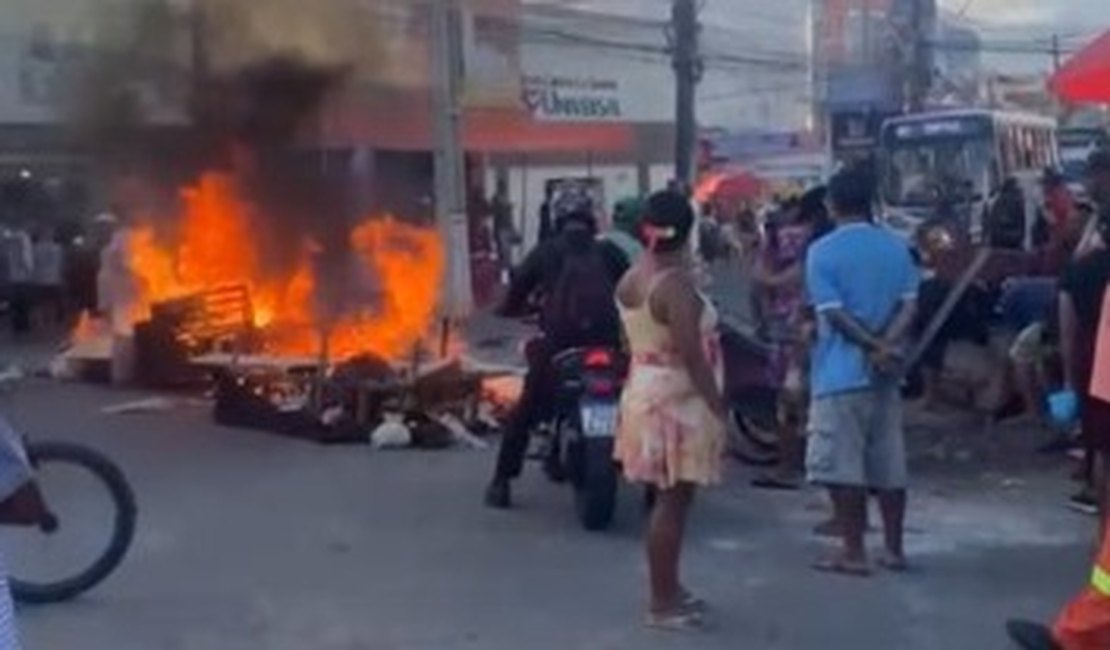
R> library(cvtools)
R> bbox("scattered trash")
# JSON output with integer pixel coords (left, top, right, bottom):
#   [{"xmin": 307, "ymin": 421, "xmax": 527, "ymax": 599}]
[
  {"xmin": 370, "ymin": 415, "xmax": 411, "ymax": 449},
  {"xmin": 437, "ymin": 414, "xmax": 490, "ymax": 450},
  {"xmin": 320, "ymin": 405, "xmax": 345, "ymax": 427},
  {"xmin": 102, "ymin": 396, "xmax": 184, "ymax": 415},
  {"xmin": 407, "ymin": 414, "xmax": 455, "ymax": 450}
]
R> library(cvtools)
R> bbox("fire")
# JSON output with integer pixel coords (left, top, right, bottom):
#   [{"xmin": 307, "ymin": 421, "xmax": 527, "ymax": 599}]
[
  {"xmin": 124, "ymin": 171, "xmax": 445, "ymax": 361},
  {"xmin": 70, "ymin": 310, "xmax": 102, "ymax": 345}
]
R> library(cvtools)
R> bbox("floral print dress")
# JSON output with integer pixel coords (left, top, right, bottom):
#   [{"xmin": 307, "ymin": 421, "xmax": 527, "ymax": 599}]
[{"xmin": 614, "ymin": 270, "xmax": 725, "ymax": 489}]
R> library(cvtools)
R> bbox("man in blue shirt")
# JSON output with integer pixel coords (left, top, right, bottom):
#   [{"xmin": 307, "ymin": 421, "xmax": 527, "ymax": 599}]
[{"xmin": 805, "ymin": 167, "xmax": 920, "ymax": 576}]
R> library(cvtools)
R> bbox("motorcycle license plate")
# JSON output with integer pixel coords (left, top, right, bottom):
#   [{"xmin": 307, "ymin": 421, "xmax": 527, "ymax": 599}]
[{"xmin": 581, "ymin": 403, "xmax": 618, "ymax": 438}]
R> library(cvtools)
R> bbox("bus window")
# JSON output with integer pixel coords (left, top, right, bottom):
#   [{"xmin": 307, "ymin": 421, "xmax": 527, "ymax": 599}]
[{"xmin": 1001, "ymin": 127, "xmax": 1017, "ymax": 176}]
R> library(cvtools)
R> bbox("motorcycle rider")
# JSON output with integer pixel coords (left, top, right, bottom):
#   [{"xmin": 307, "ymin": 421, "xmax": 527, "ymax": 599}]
[{"xmin": 485, "ymin": 191, "xmax": 630, "ymax": 509}]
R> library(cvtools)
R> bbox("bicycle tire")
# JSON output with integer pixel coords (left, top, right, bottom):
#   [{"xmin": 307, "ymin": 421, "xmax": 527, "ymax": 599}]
[{"xmin": 10, "ymin": 441, "xmax": 137, "ymax": 604}]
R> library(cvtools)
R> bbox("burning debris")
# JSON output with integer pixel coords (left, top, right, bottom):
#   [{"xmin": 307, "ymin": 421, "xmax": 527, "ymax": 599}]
[
  {"xmin": 121, "ymin": 172, "xmax": 445, "ymax": 362},
  {"xmin": 52, "ymin": 5, "xmax": 503, "ymax": 446}
]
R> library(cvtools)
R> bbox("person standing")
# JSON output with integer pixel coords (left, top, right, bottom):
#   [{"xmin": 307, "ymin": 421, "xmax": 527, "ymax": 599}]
[
  {"xmin": 490, "ymin": 179, "xmax": 517, "ymax": 277},
  {"xmin": 985, "ymin": 177, "xmax": 1028, "ymax": 250},
  {"xmin": 31, "ymin": 227, "xmax": 64, "ymax": 329},
  {"xmin": 537, "ymin": 185, "xmax": 555, "ymax": 243},
  {"xmin": 805, "ymin": 167, "xmax": 919, "ymax": 576},
  {"xmin": 1, "ymin": 228, "xmax": 33, "ymax": 337},
  {"xmin": 615, "ymin": 190, "xmax": 726, "ymax": 629},
  {"xmin": 1006, "ymin": 150, "xmax": 1110, "ymax": 650},
  {"xmin": 750, "ymin": 196, "xmax": 820, "ymax": 490}
]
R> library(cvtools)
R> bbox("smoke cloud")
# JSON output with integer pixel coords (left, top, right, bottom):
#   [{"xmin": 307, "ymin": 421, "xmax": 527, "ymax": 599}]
[{"xmin": 72, "ymin": 0, "xmax": 413, "ymax": 324}]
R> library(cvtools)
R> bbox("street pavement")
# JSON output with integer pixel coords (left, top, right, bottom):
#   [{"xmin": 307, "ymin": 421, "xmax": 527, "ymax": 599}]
[{"xmin": 0, "ymin": 376, "xmax": 1088, "ymax": 649}]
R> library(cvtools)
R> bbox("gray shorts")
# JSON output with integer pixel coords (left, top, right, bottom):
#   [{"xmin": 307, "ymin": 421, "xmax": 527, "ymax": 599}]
[{"xmin": 806, "ymin": 386, "xmax": 907, "ymax": 490}]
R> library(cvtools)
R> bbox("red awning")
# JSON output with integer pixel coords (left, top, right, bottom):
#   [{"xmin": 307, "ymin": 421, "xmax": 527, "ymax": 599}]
[{"xmin": 1051, "ymin": 30, "xmax": 1110, "ymax": 104}]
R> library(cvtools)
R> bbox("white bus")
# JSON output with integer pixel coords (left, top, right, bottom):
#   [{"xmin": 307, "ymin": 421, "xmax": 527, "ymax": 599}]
[{"xmin": 879, "ymin": 109, "xmax": 1058, "ymax": 244}]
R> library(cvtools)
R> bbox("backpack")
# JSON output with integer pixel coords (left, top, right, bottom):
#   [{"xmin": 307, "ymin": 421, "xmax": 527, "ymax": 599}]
[{"xmin": 543, "ymin": 243, "xmax": 620, "ymax": 348}]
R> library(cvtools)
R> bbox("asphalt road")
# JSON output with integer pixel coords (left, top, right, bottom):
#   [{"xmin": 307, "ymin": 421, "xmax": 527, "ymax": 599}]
[{"xmin": 0, "ymin": 380, "xmax": 1091, "ymax": 650}]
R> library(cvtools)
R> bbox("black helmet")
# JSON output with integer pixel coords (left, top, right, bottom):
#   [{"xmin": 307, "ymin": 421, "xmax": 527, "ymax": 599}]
[{"xmin": 552, "ymin": 188, "xmax": 596, "ymax": 233}]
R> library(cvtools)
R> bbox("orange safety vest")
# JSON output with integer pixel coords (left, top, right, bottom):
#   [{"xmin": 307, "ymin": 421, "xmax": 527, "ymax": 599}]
[{"xmin": 1054, "ymin": 529, "xmax": 1110, "ymax": 650}]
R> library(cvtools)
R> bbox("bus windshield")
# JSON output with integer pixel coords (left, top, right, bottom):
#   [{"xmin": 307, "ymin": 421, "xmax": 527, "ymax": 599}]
[{"xmin": 883, "ymin": 137, "xmax": 992, "ymax": 207}]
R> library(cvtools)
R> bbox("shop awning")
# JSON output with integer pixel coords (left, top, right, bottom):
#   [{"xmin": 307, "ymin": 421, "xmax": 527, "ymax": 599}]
[{"xmin": 1051, "ymin": 30, "xmax": 1110, "ymax": 105}]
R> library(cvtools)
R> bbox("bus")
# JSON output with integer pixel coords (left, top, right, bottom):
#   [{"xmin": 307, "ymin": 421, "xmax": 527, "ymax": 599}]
[{"xmin": 879, "ymin": 109, "xmax": 1058, "ymax": 244}]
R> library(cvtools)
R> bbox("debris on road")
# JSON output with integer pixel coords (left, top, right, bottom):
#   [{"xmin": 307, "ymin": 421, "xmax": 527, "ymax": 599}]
[{"xmin": 370, "ymin": 416, "xmax": 411, "ymax": 450}]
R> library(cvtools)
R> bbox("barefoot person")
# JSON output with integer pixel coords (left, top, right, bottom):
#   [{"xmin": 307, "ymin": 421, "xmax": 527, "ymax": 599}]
[
  {"xmin": 615, "ymin": 190, "xmax": 727, "ymax": 628},
  {"xmin": 805, "ymin": 167, "xmax": 919, "ymax": 576}
]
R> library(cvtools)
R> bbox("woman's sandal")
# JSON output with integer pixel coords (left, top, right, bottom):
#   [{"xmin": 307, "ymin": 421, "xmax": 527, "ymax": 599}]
[
  {"xmin": 680, "ymin": 591, "xmax": 707, "ymax": 612},
  {"xmin": 877, "ymin": 553, "xmax": 910, "ymax": 573},
  {"xmin": 646, "ymin": 607, "xmax": 705, "ymax": 631},
  {"xmin": 812, "ymin": 555, "xmax": 873, "ymax": 577}
]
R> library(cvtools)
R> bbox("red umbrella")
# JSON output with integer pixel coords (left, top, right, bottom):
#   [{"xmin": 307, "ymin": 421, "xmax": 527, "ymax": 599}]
[
  {"xmin": 1051, "ymin": 29, "xmax": 1110, "ymax": 104},
  {"xmin": 694, "ymin": 170, "xmax": 765, "ymax": 205}
]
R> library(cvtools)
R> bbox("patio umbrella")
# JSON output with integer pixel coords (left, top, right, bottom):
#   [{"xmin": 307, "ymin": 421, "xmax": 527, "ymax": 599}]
[{"xmin": 1051, "ymin": 29, "xmax": 1110, "ymax": 104}]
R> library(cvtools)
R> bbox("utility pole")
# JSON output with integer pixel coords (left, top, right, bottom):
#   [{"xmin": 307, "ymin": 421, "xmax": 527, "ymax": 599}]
[
  {"xmin": 906, "ymin": 0, "xmax": 932, "ymax": 113},
  {"xmin": 430, "ymin": 0, "xmax": 473, "ymax": 323},
  {"xmin": 1052, "ymin": 34, "xmax": 1062, "ymax": 74},
  {"xmin": 671, "ymin": 0, "xmax": 701, "ymax": 190}
]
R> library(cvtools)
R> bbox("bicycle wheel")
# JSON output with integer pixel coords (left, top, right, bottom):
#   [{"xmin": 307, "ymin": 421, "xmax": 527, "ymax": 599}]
[{"xmin": 3, "ymin": 442, "xmax": 137, "ymax": 604}]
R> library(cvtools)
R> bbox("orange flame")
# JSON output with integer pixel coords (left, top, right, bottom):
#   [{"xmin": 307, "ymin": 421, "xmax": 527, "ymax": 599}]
[{"xmin": 124, "ymin": 172, "xmax": 445, "ymax": 361}]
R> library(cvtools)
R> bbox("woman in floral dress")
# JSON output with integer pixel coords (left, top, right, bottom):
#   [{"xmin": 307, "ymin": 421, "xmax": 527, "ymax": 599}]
[{"xmin": 615, "ymin": 191, "xmax": 727, "ymax": 630}]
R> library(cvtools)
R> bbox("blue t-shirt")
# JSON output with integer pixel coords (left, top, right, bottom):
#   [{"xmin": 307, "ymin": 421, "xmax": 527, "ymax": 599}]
[{"xmin": 806, "ymin": 222, "xmax": 920, "ymax": 398}]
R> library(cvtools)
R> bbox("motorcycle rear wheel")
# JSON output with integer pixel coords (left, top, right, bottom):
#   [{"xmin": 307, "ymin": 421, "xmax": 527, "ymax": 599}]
[{"xmin": 573, "ymin": 437, "xmax": 618, "ymax": 531}]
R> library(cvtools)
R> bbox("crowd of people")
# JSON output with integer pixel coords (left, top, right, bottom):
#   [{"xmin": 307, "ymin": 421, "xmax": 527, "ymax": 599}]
[
  {"xmin": 0, "ymin": 226, "xmax": 70, "ymax": 337},
  {"xmin": 483, "ymin": 148, "xmax": 1110, "ymax": 640}
]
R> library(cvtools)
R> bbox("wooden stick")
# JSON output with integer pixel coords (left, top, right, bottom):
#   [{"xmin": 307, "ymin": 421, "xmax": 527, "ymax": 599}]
[{"xmin": 903, "ymin": 247, "xmax": 993, "ymax": 373}]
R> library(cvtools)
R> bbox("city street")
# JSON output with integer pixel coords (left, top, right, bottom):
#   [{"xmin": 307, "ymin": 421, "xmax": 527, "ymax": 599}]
[{"xmin": 2, "ymin": 378, "xmax": 1090, "ymax": 650}]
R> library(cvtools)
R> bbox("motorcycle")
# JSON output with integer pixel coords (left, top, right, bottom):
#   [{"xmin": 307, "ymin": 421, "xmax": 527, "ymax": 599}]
[
  {"xmin": 540, "ymin": 345, "xmax": 627, "ymax": 532},
  {"xmin": 720, "ymin": 325, "xmax": 781, "ymax": 464}
]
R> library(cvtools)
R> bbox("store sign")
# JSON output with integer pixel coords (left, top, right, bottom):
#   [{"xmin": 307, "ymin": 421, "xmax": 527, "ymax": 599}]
[{"xmin": 521, "ymin": 74, "xmax": 624, "ymax": 122}]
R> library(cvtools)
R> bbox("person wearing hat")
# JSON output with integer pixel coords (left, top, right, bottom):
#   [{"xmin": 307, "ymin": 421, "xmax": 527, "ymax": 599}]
[{"xmin": 603, "ymin": 196, "xmax": 646, "ymax": 266}]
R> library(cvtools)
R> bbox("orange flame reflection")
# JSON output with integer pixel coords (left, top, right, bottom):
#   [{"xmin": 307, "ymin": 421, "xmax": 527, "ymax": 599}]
[{"xmin": 126, "ymin": 172, "xmax": 444, "ymax": 361}]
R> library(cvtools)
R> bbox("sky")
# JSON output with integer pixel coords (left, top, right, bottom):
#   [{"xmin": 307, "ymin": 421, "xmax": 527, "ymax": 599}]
[
  {"xmin": 536, "ymin": 0, "xmax": 1110, "ymax": 72},
  {"xmin": 955, "ymin": 0, "xmax": 1106, "ymax": 31}
]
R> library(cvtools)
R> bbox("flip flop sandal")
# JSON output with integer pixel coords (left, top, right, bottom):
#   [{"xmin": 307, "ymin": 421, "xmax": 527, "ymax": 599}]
[
  {"xmin": 812, "ymin": 556, "xmax": 872, "ymax": 577},
  {"xmin": 751, "ymin": 475, "xmax": 801, "ymax": 491},
  {"xmin": 646, "ymin": 608, "xmax": 705, "ymax": 632}
]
